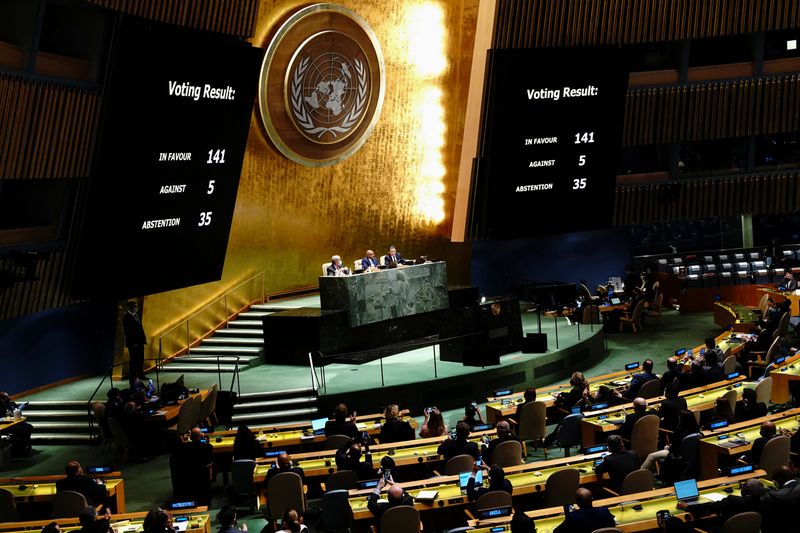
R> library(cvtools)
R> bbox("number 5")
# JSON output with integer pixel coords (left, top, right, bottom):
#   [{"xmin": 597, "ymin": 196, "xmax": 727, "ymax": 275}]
[
  {"xmin": 207, "ymin": 180, "xmax": 215, "ymax": 194},
  {"xmin": 578, "ymin": 155, "xmax": 586, "ymax": 166}
]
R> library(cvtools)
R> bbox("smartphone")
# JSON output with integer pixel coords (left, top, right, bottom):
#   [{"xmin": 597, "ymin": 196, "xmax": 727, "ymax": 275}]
[
  {"xmin": 425, "ymin": 407, "xmax": 433, "ymax": 414},
  {"xmin": 476, "ymin": 456, "xmax": 482, "ymax": 467},
  {"xmin": 383, "ymin": 469, "xmax": 391, "ymax": 481},
  {"xmin": 361, "ymin": 431, "xmax": 369, "ymax": 443}
]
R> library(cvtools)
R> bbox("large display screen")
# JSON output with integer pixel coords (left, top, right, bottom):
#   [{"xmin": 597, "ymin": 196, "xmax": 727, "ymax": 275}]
[
  {"xmin": 76, "ymin": 17, "xmax": 262, "ymax": 298},
  {"xmin": 471, "ymin": 47, "xmax": 628, "ymax": 239}
]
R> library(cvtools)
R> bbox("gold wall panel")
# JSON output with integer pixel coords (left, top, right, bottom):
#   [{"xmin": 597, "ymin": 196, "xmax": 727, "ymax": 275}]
[{"xmin": 141, "ymin": 0, "xmax": 478, "ymax": 351}]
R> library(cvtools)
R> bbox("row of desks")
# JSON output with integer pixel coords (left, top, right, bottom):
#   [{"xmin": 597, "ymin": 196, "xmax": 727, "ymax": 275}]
[
  {"xmin": 0, "ymin": 473, "xmax": 126, "ymax": 513},
  {"xmin": 0, "ymin": 510, "xmax": 210, "ymax": 533}
]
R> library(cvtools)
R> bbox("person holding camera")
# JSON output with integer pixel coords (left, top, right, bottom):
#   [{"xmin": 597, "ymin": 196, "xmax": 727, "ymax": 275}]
[
  {"xmin": 367, "ymin": 472, "xmax": 414, "ymax": 523},
  {"xmin": 553, "ymin": 488, "xmax": 615, "ymax": 533},
  {"xmin": 461, "ymin": 401, "xmax": 484, "ymax": 430},
  {"xmin": 482, "ymin": 420, "xmax": 521, "ymax": 465},
  {"xmin": 437, "ymin": 421, "xmax": 479, "ymax": 461},
  {"xmin": 466, "ymin": 462, "xmax": 512, "ymax": 501},
  {"xmin": 335, "ymin": 437, "xmax": 374, "ymax": 479},
  {"xmin": 420, "ymin": 407, "xmax": 447, "ymax": 438}
]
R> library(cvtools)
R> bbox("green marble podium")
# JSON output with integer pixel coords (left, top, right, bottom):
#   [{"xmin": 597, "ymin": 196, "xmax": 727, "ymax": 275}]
[{"xmin": 319, "ymin": 261, "xmax": 449, "ymax": 327}]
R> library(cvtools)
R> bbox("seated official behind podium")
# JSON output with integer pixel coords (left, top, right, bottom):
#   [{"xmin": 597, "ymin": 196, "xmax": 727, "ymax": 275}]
[
  {"xmin": 325, "ymin": 403, "xmax": 358, "ymax": 438},
  {"xmin": 385, "ymin": 245, "xmax": 405, "ymax": 266},
  {"xmin": 782, "ymin": 271, "xmax": 798, "ymax": 291},
  {"xmin": 326, "ymin": 255, "xmax": 350, "ymax": 276},
  {"xmin": 0, "ymin": 392, "xmax": 33, "ymax": 456},
  {"xmin": 361, "ymin": 250, "xmax": 380, "ymax": 271},
  {"xmin": 56, "ymin": 460, "xmax": 107, "ymax": 507}
]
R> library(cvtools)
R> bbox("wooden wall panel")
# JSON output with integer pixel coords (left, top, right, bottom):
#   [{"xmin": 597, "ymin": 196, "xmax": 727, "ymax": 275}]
[{"xmin": 87, "ymin": 0, "xmax": 259, "ymax": 38}]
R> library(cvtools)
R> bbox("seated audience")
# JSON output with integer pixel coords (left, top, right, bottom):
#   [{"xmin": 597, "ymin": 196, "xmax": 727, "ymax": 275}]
[
  {"xmin": 698, "ymin": 350, "xmax": 725, "ymax": 385},
  {"xmin": 335, "ymin": 439, "xmax": 374, "ymax": 479},
  {"xmin": 553, "ymin": 487, "xmax": 616, "ymax": 533},
  {"xmin": 0, "ymin": 392, "xmax": 33, "ymax": 456},
  {"xmin": 677, "ymin": 478, "xmax": 765, "ymax": 525},
  {"xmin": 437, "ymin": 421, "xmax": 479, "ymax": 461},
  {"xmin": 265, "ymin": 452, "xmax": 306, "ymax": 489},
  {"xmin": 461, "ymin": 402, "xmax": 484, "ymax": 430},
  {"xmin": 467, "ymin": 463, "xmax": 513, "ymax": 501},
  {"xmin": 367, "ymin": 475, "xmax": 414, "ymax": 522},
  {"xmin": 760, "ymin": 465, "xmax": 800, "ymax": 531},
  {"xmin": 624, "ymin": 358, "xmax": 658, "ymax": 399},
  {"xmin": 620, "ymin": 397, "xmax": 657, "ymax": 439},
  {"xmin": 643, "ymin": 409, "xmax": 700, "ymax": 474},
  {"xmin": 554, "ymin": 372, "xmax": 588, "ymax": 409},
  {"xmin": 704, "ymin": 397, "xmax": 734, "ymax": 430},
  {"xmin": 584, "ymin": 384, "xmax": 622, "ymax": 407},
  {"xmin": 77, "ymin": 507, "xmax": 111, "ymax": 533},
  {"xmin": 419, "ymin": 407, "xmax": 447, "ymax": 438},
  {"xmin": 41, "ymin": 523, "xmax": 60, "ymax": 533},
  {"xmin": 510, "ymin": 511, "xmax": 536, "ymax": 533},
  {"xmin": 658, "ymin": 382, "xmax": 687, "ymax": 432},
  {"xmin": 56, "ymin": 460, "xmax": 107, "ymax": 507},
  {"xmin": 142, "ymin": 509, "xmax": 174, "ymax": 533},
  {"xmin": 277, "ymin": 508, "xmax": 307, "ymax": 532},
  {"xmin": 482, "ymin": 420, "xmax": 521, "ymax": 464},
  {"xmin": 232, "ymin": 425, "xmax": 263, "ymax": 461},
  {"xmin": 746, "ymin": 421, "xmax": 777, "ymax": 465},
  {"xmin": 703, "ymin": 336, "xmax": 725, "ymax": 362},
  {"xmin": 734, "ymin": 388, "xmax": 768, "ymax": 423},
  {"xmin": 172, "ymin": 427, "xmax": 214, "ymax": 504},
  {"xmin": 217, "ymin": 505, "xmax": 247, "ymax": 533},
  {"xmin": 379, "ymin": 404, "xmax": 414, "ymax": 443},
  {"xmin": 325, "ymin": 403, "xmax": 358, "ymax": 438},
  {"xmin": 325, "ymin": 255, "xmax": 349, "ymax": 276},
  {"xmin": 595, "ymin": 435, "xmax": 640, "ymax": 493},
  {"xmin": 660, "ymin": 357, "xmax": 682, "ymax": 391},
  {"xmin": 514, "ymin": 387, "xmax": 537, "ymax": 421}
]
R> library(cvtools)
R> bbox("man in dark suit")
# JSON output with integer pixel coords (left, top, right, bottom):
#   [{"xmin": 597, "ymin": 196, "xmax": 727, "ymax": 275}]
[
  {"xmin": 624, "ymin": 359, "xmax": 658, "ymax": 399},
  {"xmin": 56, "ymin": 461, "xmax": 107, "ymax": 507},
  {"xmin": 659, "ymin": 357, "xmax": 682, "ymax": 391},
  {"xmin": 264, "ymin": 452, "xmax": 305, "ymax": 490},
  {"xmin": 761, "ymin": 465, "xmax": 800, "ymax": 532},
  {"xmin": 658, "ymin": 382, "xmax": 687, "ymax": 432},
  {"xmin": 335, "ymin": 439, "xmax": 374, "ymax": 479},
  {"xmin": 367, "ymin": 476, "xmax": 414, "ymax": 523},
  {"xmin": 698, "ymin": 350, "xmax": 725, "ymax": 385},
  {"xmin": 619, "ymin": 397, "xmax": 657, "ymax": 439},
  {"xmin": 122, "ymin": 301, "xmax": 147, "ymax": 385},
  {"xmin": 481, "ymin": 420, "xmax": 521, "ymax": 465},
  {"xmin": 361, "ymin": 250, "xmax": 380, "ymax": 270},
  {"xmin": 326, "ymin": 255, "xmax": 350, "ymax": 276},
  {"xmin": 466, "ymin": 463, "xmax": 513, "ymax": 502},
  {"xmin": 678, "ymin": 478, "xmax": 765, "ymax": 525},
  {"xmin": 174, "ymin": 427, "xmax": 214, "ymax": 504},
  {"xmin": 437, "ymin": 421, "xmax": 479, "ymax": 461},
  {"xmin": 553, "ymin": 487, "xmax": 616, "ymax": 533},
  {"xmin": 325, "ymin": 403, "xmax": 358, "ymax": 438},
  {"xmin": 782, "ymin": 272, "xmax": 798, "ymax": 291},
  {"xmin": 746, "ymin": 421, "xmax": 777, "ymax": 465},
  {"xmin": 385, "ymin": 245, "xmax": 404, "ymax": 266},
  {"xmin": 594, "ymin": 435, "xmax": 640, "ymax": 493},
  {"xmin": 216, "ymin": 505, "xmax": 247, "ymax": 533}
]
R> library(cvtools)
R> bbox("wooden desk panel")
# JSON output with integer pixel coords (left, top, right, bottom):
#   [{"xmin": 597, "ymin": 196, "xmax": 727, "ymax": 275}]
[
  {"xmin": 0, "ymin": 512, "xmax": 209, "ymax": 533},
  {"xmin": 146, "ymin": 391, "xmax": 207, "ymax": 423},
  {"xmin": 0, "ymin": 478, "xmax": 125, "ymax": 514}
]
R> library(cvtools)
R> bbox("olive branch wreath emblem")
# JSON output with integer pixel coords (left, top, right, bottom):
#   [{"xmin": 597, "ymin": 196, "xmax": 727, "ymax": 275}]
[{"xmin": 290, "ymin": 55, "xmax": 367, "ymax": 139}]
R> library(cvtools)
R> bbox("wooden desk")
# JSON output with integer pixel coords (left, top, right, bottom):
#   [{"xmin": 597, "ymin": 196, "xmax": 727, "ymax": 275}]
[
  {"xmin": 759, "ymin": 286, "xmax": 800, "ymax": 315},
  {"xmin": 468, "ymin": 471, "xmax": 766, "ymax": 532},
  {"xmin": 580, "ymin": 376, "xmax": 748, "ymax": 447},
  {"xmin": 346, "ymin": 452, "xmax": 608, "ymax": 522},
  {"xmin": 768, "ymin": 354, "xmax": 800, "ymax": 403},
  {"xmin": 0, "ymin": 417, "xmax": 27, "ymax": 433},
  {"xmin": 713, "ymin": 302, "xmax": 759, "ymax": 332},
  {"xmin": 205, "ymin": 415, "xmax": 419, "ymax": 454},
  {"xmin": 0, "ymin": 511, "xmax": 209, "ymax": 533},
  {"xmin": 146, "ymin": 390, "xmax": 208, "ymax": 423},
  {"xmin": 698, "ymin": 406, "xmax": 800, "ymax": 479},
  {"xmin": 253, "ymin": 430, "xmax": 499, "ymax": 481}
]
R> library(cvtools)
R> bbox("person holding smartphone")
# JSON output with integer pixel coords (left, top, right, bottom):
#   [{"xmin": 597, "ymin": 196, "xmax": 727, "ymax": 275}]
[
  {"xmin": 420, "ymin": 407, "xmax": 447, "ymax": 438},
  {"xmin": 367, "ymin": 473, "xmax": 414, "ymax": 521},
  {"xmin": 466, "ymin": 461, "xmax": 512, "ymax": 502}
]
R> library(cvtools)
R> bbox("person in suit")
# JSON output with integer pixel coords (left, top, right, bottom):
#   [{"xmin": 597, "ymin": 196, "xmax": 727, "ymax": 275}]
[
  {"xmin": 232, "ymin": 425, "xmax": 263, "ymax": 461},
  {"xmin": 335, "ymin": 439, "xmax": 374, "ymax": 479},
  {"xmin": 761, "ymin": 465, "xmax": 800, "ymax": 531},
  {"xmin": 56, "ymin": 460, "xmax": 107, "ymax": 507},
  {"xmin": 510, "ymin": 511, "xmax": 536, "ymax": 533},
  {"xmin": 555, "ymin": 372, "xmax": 588, "ymax": 409},
  {"xmin": 658, "ymin": 382, "xmax": 688, "ymax": 432},
  {"xmin": 481, "ymin": 420, "xmax": 521, "ymax": 465},
  {"xmin": 782, "ymin": 272, "xmax": 798, "ymax": 291},
  {"xmin": 698, "ymin": 350, "xmax": 725, "ymax": 385},
  {"xmin": 514, "ymin": 387, "xmax": 537, "ymax": 422},
  {"xmin": 0, "ymin": 392, "xmax": 33, "ymax": 456},
  {"xmin": 385, "ymin": 245, "xmax": 404, "ymax": 266},
  {"xmin": 122, "ymin": 301, "xmax": 147, "ymax": 385},
  {"xmin": 175, "ymin": 427, "xmax": 214, "ymax": 504},
  {"xmin": 660, "ymin": 357, "xmax": 682, "ymax": 391},
  {"xmin": 466, "ymin": 463, "xmax": 513, "ymax": 502},
  {"xmin": 324, "ymin": 403, "xmax": 358, "ymax": 438},
  {"xmin": 142, "ymin": 509, "xmax": 175, "ymax": 533},
  {"xmin": 677, "ymin": 477, "xmax": 765, "ymax": 525},
  {"xmin": 624, "ymin": 359, "xmax": 658, "ymax": 399},
  {"xmin": 437, "ymin": 421, "xmax": 479, "ymax": 461},
  {"xmin": 77, "ymin": 506, "xmax": 111, "ymax": 533},
  {"xmin": 746, "ymin": 421, "xmax": 777, "ymax": 465},
  {"xmin": 619, "ymin": 397, "xmax": 657, "ymax": 439},
  {"xmin": 361, "ymin": 250, "xmax": 380, "ymax": 271},
  {"xmin": 367, "ymin": 475, "xmax": 414, "ymax": 523},
  {"xmin": 553, "ymin": 488, "xmax": 616, "ymax": 533},
  {"xmin": 264, "ymin": 452, "xmax": 305, "ymax": 490},
  {"xmin": 325, "ymin": 255, "xmax": 350, "ymax": 276},
  {"xmin": 379, "ymin": 404, "xmax": 415, "ymax": 443},
  {"xmin": 595, "ymin": 435, "xmax": 640, "ymax": 493},
  {"xmin": 734, "ymin": 387, "xmax": 768, "ymax": 422},
  {"xmin": 642, "ymin": 409, "xmax": 700, "ymax": 473},
  {"xmin": 216, "ymin": 505, "xmax": 247, "ymax": 533}
]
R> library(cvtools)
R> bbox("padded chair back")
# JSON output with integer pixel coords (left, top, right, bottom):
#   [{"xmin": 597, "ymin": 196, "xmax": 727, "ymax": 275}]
[
  {"xmin": 721, "ymin": 511, "xmax": 762, "ymax": 533},
  {"xmin": 53, "ymin": 490, "xmax": 88, "ymax": 518},
  {"xmin": 517, "ymin": 401, "xmax": 547, "ymax": 442},
  {"xmin": 380, "ymin": 255, "xmax": 389, "ymax": 267},
  {"xmin": 760, "ymin": 435, "xmax": 790, "ymax": 480},
  {"xmin": 579, "ymin": 284, "xmax": 593, "ymax": 300},
  {"xmin": 267, "ymin": 471, "xmax": 305, "ymax": 519},
  {"xmin": 0, "ymin": 488, "xmax": 19, "ymax": 521},
  {"xmin": 318, "ymin": 489, "xmax": 353, "ymax": 530},
  {"xmin": 324, "ymin": 434, "xmax": 352, "ymax": 451},
  {"xmin": 380, "ymin": 505, "xmax": 420, "ymax": 533},
  {"xmin": 755, "ymin": 377, "xmax": 772, "ymax": 405},
  {"xmin": 776, "ymin": 312, "xmax": 790, "ymax": 338},
  {"xmin": 325, "ymin": 469, "xmax": 359, "ymax": 491},
  {"xmin": 199, "ymin": 384, "xmax": 218, "ymax": 424},
  {"xmin": 544, "ymin": 468, "xmax": 580, "ymax": 507},
  {"xmin": 231, "ymin": 459, "xmax": 256, "ymax": 496},
  {"xmin": 679, "ymin": 432, "xmax": 702, "ymax": 479},
  {"xmin": 176, "ymin": 396, "xmax": 201, "ymax": 435},
  {"xmin": 630, "ymin": 299, "xmax": 645, "ymax": 322},
  {"xmin": 756, "ymin": 293, "xmax": 770, "ymax": 315},
  {"xmin": 444, "ymin": 454, "xmax": 476, "ymax": 476},
  {"xmin": 106, "ymin": 417, "xmax": 133, "ymax": 458},
  {"xmin": 637, "ymin": 379, "xmax": 661, "ymax": 400},
  {"xmin": 630, "ymin": 414, "xmax": 660, "ymax": 461},
  {"xmin": 490, "ymin": 440, "xmax": 523, "ymax": 468},
  {"xmin": 475, "ymin": 490, "xmax": 512, "ymax": 512},
  {"xmin": 766, "ymin": 337, "xmax": 782, "ymax": 363},
  {"xmin": 321, "ymin": 262, "xmax": 331, "ymax": 276},
  {"xmin": 652, "ymin": 292, "xmax": 663, "ymax": 312},
  {"xmin": 582, "ymin": 305, "xmax": 600, "ymax": 324},
  {"xmin": 620, "ymin": 469, "xmax": 654, "ymax": 495},
  {"xmin": 723, "ymin": 355, "xmax": 737, "ymax": 375},
  {"xmin": 557, "ymin": 413, "xmax": 584, "ymax": 453},
  {"xmin": 721, "ymin": 390, "xmax": 737, "ymax": 415}
]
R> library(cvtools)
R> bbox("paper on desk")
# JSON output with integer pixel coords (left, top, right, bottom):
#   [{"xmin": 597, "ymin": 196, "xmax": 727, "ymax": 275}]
[
  {"xmin": 155, "ymin": 410, "xmax": 167, "ymax": 415},
  {"xmin": 702, "ymin": 493, "xmax": 725, "ymax": 502},
  {"xmin": 356, "ymin": 423, "xmax": 368, "ymax": 430}
]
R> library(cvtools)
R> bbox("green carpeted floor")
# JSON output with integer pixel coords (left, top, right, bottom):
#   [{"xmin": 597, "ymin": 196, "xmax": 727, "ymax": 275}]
[{"xmin": 5, "ymin": 308, "xmax": 724, "ymax": 530}]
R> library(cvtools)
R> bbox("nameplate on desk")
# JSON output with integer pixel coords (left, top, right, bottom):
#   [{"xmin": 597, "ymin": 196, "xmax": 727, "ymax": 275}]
[
  {"xmin": 473, "ymin": 423, "xmax": 494, "ymax": 431},
  {"xmin": 726, "ymin": 372, "xmax": 740, "ymax": 380},
  {"xmin": 727, "ymin": 464, "xmax": 754, "ymax": 475},
  {"xmin": 776, "ymin": 356, "xmax": 787, "ymax": 365},
  {"xmin": 264, "ymin": 449, "xmax": 286, "ymax": 458},
  {"xmin": 625, "ymin": 362, "xmax": 640, "ymax": 370},
  {"xmin": 446, "ymin": 497, "xmax": 465, "ymax": 505},
  {"xmin": 493, "ymin": 388, "xmax": 513, "ymax": 397},
  {"xmin": 709, "ymin": 420, "xmax": 729, "ymax": 430}
]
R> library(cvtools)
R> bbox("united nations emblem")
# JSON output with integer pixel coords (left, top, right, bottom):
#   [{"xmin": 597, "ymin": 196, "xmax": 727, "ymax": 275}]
[{"xmin": 259, "ymin": 4, "xmax": 385, "ymax": 166}]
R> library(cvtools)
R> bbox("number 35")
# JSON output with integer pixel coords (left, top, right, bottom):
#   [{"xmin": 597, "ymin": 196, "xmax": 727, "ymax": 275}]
[{"xmin": 572, "ymin": 178, "xmax": 587, "ymax": 190}]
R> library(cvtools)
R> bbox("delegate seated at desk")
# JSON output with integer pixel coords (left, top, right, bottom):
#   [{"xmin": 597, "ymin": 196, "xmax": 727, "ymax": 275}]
[
  {"xmin": 326, "ymin": 255, "xmax": 350, "ymax": 276},
  {"xmin": 56, "ymin": 460, "xmax": 108, "ymax": 507},
  {"xmin": 781, "ymin": 272, "xmax": 798, "ymax": 291},
  {"xmin": 385, "ymin": 245, "xmax": 405, "ymax": 266},
  {"xmin": 362, "ymin": 250, "xmax": 380, "ymax": 271}
]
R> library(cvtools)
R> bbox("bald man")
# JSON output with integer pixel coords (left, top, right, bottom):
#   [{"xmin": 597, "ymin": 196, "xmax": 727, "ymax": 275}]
[
  {"xmin": 747, "ymin": 420, "xmax": 777, "ymax": 465},
  {"xmin": 55, "ymin": 460, "xmax": 107, "ymax": 507},
  {"xmin": 263, "ymin": 452, "xmax": 305, "ymax": 491},
  {"xmin": 367, "ymin": 474, "xmax": 414, "ymax": 521},
  {"xmin": 677, "ymin": 478, "xmax": 765, "ymax": 525},
  {"xmin": 482, "ymin": 420, "xmax": 521, "ymax": 465},
  {"xmin": 553, "ymin": 488, "xmax": 615, "ymax": 533},
  {"xmin": 172, "ymin": 427, "xmax": 214, "ymax": 504},
  {"xmin": 619, "ymin": 397, "xmax": 656, "ymax": 439},
  {"xmin": 362, "ymin": 250, "xmax": 379, "ymax": 270}
]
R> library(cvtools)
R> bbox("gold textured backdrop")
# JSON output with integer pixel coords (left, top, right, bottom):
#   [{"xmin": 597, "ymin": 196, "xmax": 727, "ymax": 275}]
[{"xmin": 140, "ymin": 0, "xmax": 478, "ymax": 352}]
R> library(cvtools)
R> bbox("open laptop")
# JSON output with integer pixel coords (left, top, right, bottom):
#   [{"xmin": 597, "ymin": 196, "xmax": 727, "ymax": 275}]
[
  {"xmin": 610, "ymin": 297, "xmax": 622, "ymax": 305},
  {"xmin": 311, "ymin": 417, "xmax": 327, "ymax": 435},
  {"xmin": 674, "ymin": 479, "xmax": 702, "ymax": 503},
  {"xmin": 458, "ymin": 470, "xmax": 482, "ymax": 494}
]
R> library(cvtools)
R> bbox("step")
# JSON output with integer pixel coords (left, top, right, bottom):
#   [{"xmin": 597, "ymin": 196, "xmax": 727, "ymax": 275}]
[
  {"xmin": 202, "ymin": 337, "xmax": 264, "ymax": 346},
  {"xmin": 233, "ymin": 396, "xmax": 317, "ymax": 412},
  {"xmin": 228, "ymin": 320, "xmax": 264, "ymax": 328},
  {"xmin": 23, "ymin": 410, "xmax": 89, "ymax": 419},
  {"xmin": 238, "ymin": 311, "xmax": 272, "ymax": 319},
  {"xmin": 172, "ymin": 355, "xmax": 258, "ymax": 365},
  {"xmin": 231, "ymin": 407, "xmax": 320, "ymax": 424},
  {"xmin": 238, "ymin": 387, "xmax": 318, "ymax": 401},
  {"xmin": 189, "ymin": 346, "xmax": 262, "ymax": 355},
  {"xmin": 23, "ymin": 400, "xmax": 89, "ymax": 408},
  {"xmin": 31, "ymin": 433, "xmax": 94, "ymax": 442},
  {"xmin": 251, "ymin": 303, "xmax": 303, "ymax": 311},
  {"xmin": 26, "ymin": 421, "xmax": 90, "ymax": 431},
  {"xmin": 160, "ymin": 364, "xmax": 241, "ymax": 373},
  {"xmin": 215, "ymin": 328, "xmax": 263, "ymax": 337}
]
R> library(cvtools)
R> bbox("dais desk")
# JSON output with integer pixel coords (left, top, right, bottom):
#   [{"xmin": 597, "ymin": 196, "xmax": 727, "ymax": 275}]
[{"xmin": 146, "ymin": 390, "xmax": 208, "ymax": 423}]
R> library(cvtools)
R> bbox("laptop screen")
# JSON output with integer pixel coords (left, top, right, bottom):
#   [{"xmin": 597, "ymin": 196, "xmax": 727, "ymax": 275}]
[
  {"xmin": 611, "ymin": 297, "xmax": 621, "ymax": 305},
  {"xmin": 458, "ymin": 470, "xmax": 482, "ymax": 488},
  {"xmin": 311, "ymin": 418, "xmax": 327, "ymax": 433},
  {"xmin": 674, "ymin": 479, "xmax": 699, "ymax": 501}
]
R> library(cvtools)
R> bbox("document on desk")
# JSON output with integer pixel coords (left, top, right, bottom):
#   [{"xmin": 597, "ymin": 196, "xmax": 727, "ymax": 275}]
[{"xmin": 702, "ymin": 493, "xmax": 725, "ymax": 502}]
